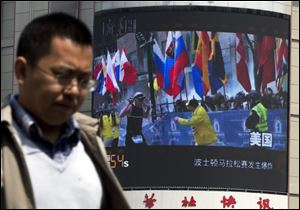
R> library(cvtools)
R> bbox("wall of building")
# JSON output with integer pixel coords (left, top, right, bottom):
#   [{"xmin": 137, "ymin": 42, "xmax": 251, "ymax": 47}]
[
  {"xmin": 1, "ymin": 1, "xmax": 95, "ymax": 116},
  {"xmin": 290, "ymin": 2, "xmax": 299, "ymax": 208},
  {"xmin": 1, "ymin": 1, "xmax": 298, "ymax": 208}
]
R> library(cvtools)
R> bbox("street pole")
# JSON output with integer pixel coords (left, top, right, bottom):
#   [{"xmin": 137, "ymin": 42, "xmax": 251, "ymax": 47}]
[
  {"xmin": 146, "ymin": 39, "xmax": 157, "ymax": 121},
  {"xmin": 136, "ymin": 32, "xmax": 157, "ymax": 122}
]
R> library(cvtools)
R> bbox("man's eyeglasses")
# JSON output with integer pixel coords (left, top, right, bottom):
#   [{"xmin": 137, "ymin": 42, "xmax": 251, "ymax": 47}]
[{"xmin": 34, "ymin": 65, "xmax": 97, "ymax": 92}]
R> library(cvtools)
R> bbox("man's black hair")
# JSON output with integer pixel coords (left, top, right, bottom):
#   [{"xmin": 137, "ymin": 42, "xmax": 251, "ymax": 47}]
[
  {"xmin": 187, "ymin": 99, "xmax": 199, "ymax": 108},
  {"xmin": 17, "ymin": 13, "xmax": 92, "ymax": 66}
]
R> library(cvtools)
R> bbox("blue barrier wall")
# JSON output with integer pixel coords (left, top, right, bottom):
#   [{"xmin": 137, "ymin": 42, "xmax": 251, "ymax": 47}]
[{"xmin": 139, "ymin": 109, "xmax": 287, "ymax": 150}]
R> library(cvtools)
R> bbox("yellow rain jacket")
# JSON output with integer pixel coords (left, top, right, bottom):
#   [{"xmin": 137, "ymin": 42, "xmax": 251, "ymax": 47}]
[
  {"xmin": 178, "ymin": 106, "xmax": 217, "ymax": 145},
  {"xmin": 99, "ymin": 114, "xmax": 120, "ymax": 141}
]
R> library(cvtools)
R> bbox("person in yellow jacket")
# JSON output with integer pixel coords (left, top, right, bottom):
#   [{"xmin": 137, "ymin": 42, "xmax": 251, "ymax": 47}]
[
  {"xmin": 98, "ymin": 111, "xmax": 120, "ymax": 147},
  {"xmin": 174, "ymin": 99, "xmax": 217, "ymax": 145},
  {"xmin": 246, "ymin": 94, "xmax": 271, "ymax": 132}
]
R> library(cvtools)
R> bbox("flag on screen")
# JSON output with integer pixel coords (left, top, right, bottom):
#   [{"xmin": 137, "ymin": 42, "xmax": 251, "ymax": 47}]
[
  {"xmin": 192, "ymin": 31, "xmax": 211, "ymax": 98},
  {"xmin": 236, "ymin": 33, "xmax": 251, "ymax": 92},
  {"xmin": 164, "ymin": 31, "xmax": 175, "ymax": 96},
  {"xmin": 208, "ymin": 32, "xmax": 226, "ymax": 94},
  {"xmin": 276, "ymin": 38, "xmax": 288, "ymax": 94},
  {"xmin": 256, "ymin": 35, "xmax": 276, "ymax": 92},
  {"xmin": 120, "ymin": 49, "xmax": 137, "ymax": 85},
  {"xmin": 93, "ymin": 59, "xmax": 106, "ymax": 96},
  {"xmin": 172, "ymin": 31, "xmax": 189, "ymax": 97},
  {"xmin": 112, "ymin": 50, "xmax": 122, "ymax": 82},
  {"xmin": 105, "ymin": 51, "xmax": 120, "ymax": 94},
  {"xmin": 152, "ymin": 38, "xmax": 165, "ymax": 89}
]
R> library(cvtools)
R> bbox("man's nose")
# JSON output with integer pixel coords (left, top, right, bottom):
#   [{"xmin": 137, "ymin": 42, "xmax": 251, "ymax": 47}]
[{"xmin": 64, "ymin": 79, "xmax": 81, "ymax": 96}]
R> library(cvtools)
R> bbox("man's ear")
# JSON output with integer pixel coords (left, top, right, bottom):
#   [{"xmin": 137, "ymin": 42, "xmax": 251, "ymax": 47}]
[{"xmin": 15, "ymin": 56, "xmax": 29, "ymax": 85}]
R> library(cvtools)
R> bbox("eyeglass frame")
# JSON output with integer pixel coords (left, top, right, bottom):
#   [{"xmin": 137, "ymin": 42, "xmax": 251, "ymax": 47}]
[{"xmin": 32, "ymin": 65, "xmax": 97, "ymax": 92}]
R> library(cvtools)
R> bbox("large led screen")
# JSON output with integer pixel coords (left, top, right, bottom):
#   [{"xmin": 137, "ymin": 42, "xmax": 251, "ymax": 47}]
[{"xmin": 92, "ymin": 6, "xmax": 290, "ymax": 193}]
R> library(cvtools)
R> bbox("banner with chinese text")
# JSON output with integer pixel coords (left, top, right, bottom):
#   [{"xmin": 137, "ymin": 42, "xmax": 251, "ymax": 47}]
[{"xmin": 124, "ymin": 190, "xmax": 288, "ymax": 209}]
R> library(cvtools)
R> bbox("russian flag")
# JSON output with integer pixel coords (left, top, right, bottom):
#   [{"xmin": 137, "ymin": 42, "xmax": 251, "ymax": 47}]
[
  {"xmin": 152, "ymin": 39, "xmax": 165, "ymax": 89},
  {"xmin": 173, "ymin": 31, "xmax": 189, "ymax": 97},
  {"xmin": 105, "ymin": 51, "xmax": 120, "ymax": 94},
  {"xmin": 112, "ymin": 50, "xmax": 122, "ymax": 82},
  {"xmin": 164, "ymin": 31, "xmax": 175, "ymax": 96},
  {"xmin": 120, "ymin": 49, "xmax": 137, "ymax": 85}
]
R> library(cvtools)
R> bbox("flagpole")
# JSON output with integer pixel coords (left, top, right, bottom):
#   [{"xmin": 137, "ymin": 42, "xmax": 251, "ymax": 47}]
[
  {"xmin": 245, "ymin": 34, "xmax": 258, "ymax": 92},
  {"xmin": 223, "ymin": 84, "xmax": 226, "ymax": 101},
  {"xmin": 184, "ymin": 68, "xmax": 189, "ymax": 101},
  {"xmin": 173, "ymin": 97, "xmax": 175, "ymax": 112}
]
